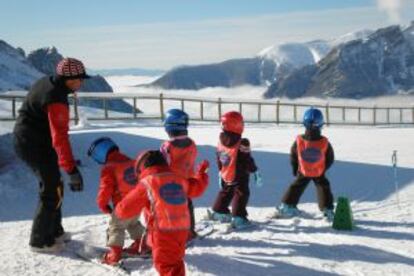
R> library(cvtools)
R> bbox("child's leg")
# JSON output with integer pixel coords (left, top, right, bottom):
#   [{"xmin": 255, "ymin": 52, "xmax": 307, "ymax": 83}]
[
  {"xmin": 152, "ymin": 231, "xmax": 187, "ymax": 276},
  {"xmin": 187, "ymin": 199, "xmax": 196, "ymax": 233},
  {"xmin": 125, "ymin": 216, "xmax": 145, "ymax": 241},
  {"xmin": 212, "ymin": 183, "xmax": 235, "ymax": 214},
  {"xmin": 313, "ymin": 175, "xmax": 334, "ymax": 211},
  {"xmin": 231, "ymin": 181, "xmax": 250, "ymax": 218},
  {"xmin": 281, "ymin": 175, "xmax": 311, "ymax": 206},
  {"xmin": 107, "ymin": 213, "xmax": 127, "ymax": 248}
]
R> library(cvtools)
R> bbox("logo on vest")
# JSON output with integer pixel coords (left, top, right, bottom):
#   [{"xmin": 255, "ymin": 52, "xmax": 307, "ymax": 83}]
[
  {"xmin": 159, "ymin": 183, "xmax": 186, "ymax": 205},
  {"xmin": 123, "ymin": 167, "xmax": 138, "ymax": 186},
  {"xmin": 301, "ymin": 148, "xmax": 322, "ymax": 163},
  {"xmin": 219, "ymin": 152, "xmax": 231, "ymax": 166}
]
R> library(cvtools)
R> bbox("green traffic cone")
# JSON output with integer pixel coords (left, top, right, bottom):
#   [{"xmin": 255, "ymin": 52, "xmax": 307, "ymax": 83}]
[{"xmin": 332, "ymin": 196, "xmax": 354, "ymax": 230}]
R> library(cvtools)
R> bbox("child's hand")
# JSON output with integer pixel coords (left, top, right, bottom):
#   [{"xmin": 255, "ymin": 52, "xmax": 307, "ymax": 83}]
[
  {"xmin": 253, "ymin": 171, "xmax": 263, "ymax": 188},
  {"xmin": 99, "ymin": 204, "xmax": 113, "ymax": 214},
  {"xmin": 197, "ymin": 160, "xmax": 210, "ymax": 174}
]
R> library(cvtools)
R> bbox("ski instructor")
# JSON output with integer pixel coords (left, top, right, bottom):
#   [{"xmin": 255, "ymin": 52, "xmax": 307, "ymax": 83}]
[{"xmin": 13, "ymin": 58, "xmax": 89, "ymax": 252}]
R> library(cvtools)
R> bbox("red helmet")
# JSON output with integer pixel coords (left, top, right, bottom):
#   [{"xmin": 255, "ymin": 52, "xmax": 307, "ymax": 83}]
[{"xmin": 220, "ymin": 111, "xmax": 244, "ymax": 134}]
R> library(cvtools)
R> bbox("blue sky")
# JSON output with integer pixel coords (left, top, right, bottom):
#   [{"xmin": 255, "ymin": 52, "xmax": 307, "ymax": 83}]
[{"xmin": 0, "ymin": 0, "xmax": 413, "ymax": 69}]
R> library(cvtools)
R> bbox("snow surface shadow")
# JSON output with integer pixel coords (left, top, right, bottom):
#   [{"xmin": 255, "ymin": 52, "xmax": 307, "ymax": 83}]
[
  {"xmin": 1, "ymin": 130, "xmax": 414, "ymax": 221},
  {"xmin": 262, "ymin": 222, "xmax": 414, "ymax": 242},
  {"xmin": 186, "ymin": 237, "xmax": 413, "ymax": 275},
  {"xmin": 186, "ymin": 252, "xmax": 337, "ymax": 276},
  {"xmin": 235, "ymin": 241, "xmax": 414, "ymax": 267}
]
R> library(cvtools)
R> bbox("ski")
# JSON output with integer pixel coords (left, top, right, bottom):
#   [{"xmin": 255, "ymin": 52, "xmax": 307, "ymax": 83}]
[{"xmin": 72, "ymin": 248, "xmax": 131, "ymax": 275}]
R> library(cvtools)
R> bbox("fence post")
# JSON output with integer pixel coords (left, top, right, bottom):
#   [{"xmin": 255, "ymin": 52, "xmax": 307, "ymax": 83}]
[
  {"xmin": 387, "ymin": 108, "xmax": 390, "ymax": 124},
  {"xmin": 200, "ymin": 101, "xmax": 204, "ymax": 121},
  {"xmin": 181, "ymin": 99, "xmax": 184, "ymax": 111},
  {"xmin": 325, "ymin": 103, "xmax": 330, "ymax": 126},
  {"xmin": 400, "ymin": 108, "xmax": 403, "ymax": 124},
  {"xmin": 342, "ymin": 107, "xmax": 345, "ymax": 122},
  {"xmin": 276, "ymin": 100, "xmax": 280, "ymax": 125},
  {"xmin": 373, "ymin": 105, "xmax": 376, "ymax": 126},
  {"xmin": 412, "ymin": 106, "xmax": 414, "ymax": 125},
  {"xmin": 73, "ymin": 95, "xmax": 79, "ymax": 125},
  {"xmin": 103, "ymin": 98, "xmax": 108, "ymax": 119},
  {"xmin": 159, "ymin": 93, "xmax": 164, "ymax": 121},
  {"xmin": 12, "ymin": 98, "xmax": 16, "ymax": 119},
  {"xmin": 133, "ymin": 97, "xmax": 137, "ymax": 119},
  {"xmin": 239, "ymin": 102, "xmax": 242, "ymax": 114},
  {"xmin": 358, "ymin": 107, "xmax": 361, "ymax": 123},
  {"xmin": 258, "ymin": 103, "xmax": 262, "ymax": 123},
  {"xmin": 218, "ymin": 97, "xmax": 222, "ymax": 122},
  {"xmin": 293, "ymin": 104, "xmax": 297, "ymax": 123}
]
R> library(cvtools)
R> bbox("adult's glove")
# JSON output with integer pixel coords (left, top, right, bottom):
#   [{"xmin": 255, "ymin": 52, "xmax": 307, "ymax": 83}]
[
  {"xmin": 68, "ymin": 167, "xmax": 83, "ymax": 192},
  {"xmin": 253, "ymin": 171, "xmax": 263, "ymax": 188}
]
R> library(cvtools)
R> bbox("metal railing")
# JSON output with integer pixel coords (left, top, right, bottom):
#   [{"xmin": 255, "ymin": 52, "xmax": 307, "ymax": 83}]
[{"xmin": 1, "ymin": 91, "xmax": 413, "ymax": 126}]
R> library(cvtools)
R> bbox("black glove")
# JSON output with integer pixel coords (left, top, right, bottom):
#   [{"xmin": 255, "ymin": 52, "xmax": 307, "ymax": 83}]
[{"xmin": 68, "ymin": 167, "xmax": 83, "ymax": 192}]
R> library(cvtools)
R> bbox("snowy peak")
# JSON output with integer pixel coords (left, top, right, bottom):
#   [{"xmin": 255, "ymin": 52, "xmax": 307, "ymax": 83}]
[
  {"xmin": 257, "ymin": 41, "xmax": 329, "ymax": 68},
  {"xmin": 27, "ymin": 46, "xmax": 64, "ymax": 75},
  {"xmin": 331, "ymin": 29, "xmax": 373, "ymax": 46},
  {"xmin": 0, "ymin": 40, "xmax": 43, "ymax": 91}
]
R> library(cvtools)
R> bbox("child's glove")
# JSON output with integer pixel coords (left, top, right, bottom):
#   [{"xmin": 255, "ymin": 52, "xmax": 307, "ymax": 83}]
[
  {"xmin": 253, "ymin": 171, "xmax": 263, "ymax": 188},
  {"xmin": 197, "ymin": 160, "xmax": 210, "ymax": 174},
  {"xmin": 218, "ymin": 173, "xmax": 222, "ymax": 188},
  {"xmin": 99, "ymin": 204, "xmax": 113, "ymax": 214}
]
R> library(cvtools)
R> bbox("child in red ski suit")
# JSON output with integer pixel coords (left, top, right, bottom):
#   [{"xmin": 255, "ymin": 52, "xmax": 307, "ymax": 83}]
[
  {"xmin": 160, "ymin": 109, "xmax": 198, "ymax": 240},
  {"xmin": 88, "ymin": 137, "xmax": 147, "ymax": 265},
  {"xmin": 115, "ymin": 150, "xmax": 209, "ymax": 276},
  {"xmin": 210, "ymin": 111, "xmax": 260, "ymax": 229}
]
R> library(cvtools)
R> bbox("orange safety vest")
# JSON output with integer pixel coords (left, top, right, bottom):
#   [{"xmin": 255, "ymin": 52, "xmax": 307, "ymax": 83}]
[
  {"xmin": 296, "ymin": 135, "xmax": 328, "ymax": 178},
  {"xmin": 163, "ymin": 140, "xmax": 197, "ymax": 179},
  {"xmin": 217, "ymin": 141, "xmax": 241, "ymax": 184},
  {"xmin": 110, "ymin": 160, "xmax": 138, "ymax": 204},
  {"xmin": 141, "ymin": 172, "xmax": 190, "ymax": 231}
]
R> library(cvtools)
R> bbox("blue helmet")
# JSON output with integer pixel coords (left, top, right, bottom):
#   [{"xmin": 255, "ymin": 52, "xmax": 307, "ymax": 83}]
[
  {"xmin": 303, "ymin": 107, "xmax": 324, "ymax": 129},
  {"xmin": 87, "ymin": 137, "xmax": 119, "ymax": 164},
  {"xmin": 163, "ymin": 109, "xmax": 189, "ymax": 132}
]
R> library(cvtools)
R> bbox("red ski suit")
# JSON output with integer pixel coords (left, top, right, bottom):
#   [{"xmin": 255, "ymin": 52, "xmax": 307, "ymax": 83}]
[
  {"xmin": 96, "ymin": 151, "xmax": 138, "ymax": 213},
  {"xmin": 115, "ymin": 164, "xmax": 208, "ymax": 276}
]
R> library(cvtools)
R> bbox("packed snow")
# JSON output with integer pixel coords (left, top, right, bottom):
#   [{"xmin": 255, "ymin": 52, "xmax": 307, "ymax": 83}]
[{"xmin": 0, "ymin": 76, "xmax": 413, "ymax": 276}]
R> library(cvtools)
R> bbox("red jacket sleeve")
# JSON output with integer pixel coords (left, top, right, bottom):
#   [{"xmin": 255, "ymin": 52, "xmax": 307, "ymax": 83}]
[
  {"xmin": 115, "ymin": 183, "xmax": 149, "ymax": 220},
  {"xmin": 96, "ymin": 166, "xmax": 115, "ymax": 213},
  {"xmin": 187, "ymin": 171, "xmax": 209, "ymax": 198},
  {"xmin": 47, "ymin": 103, "xmax": 76, "ymax": 173}
]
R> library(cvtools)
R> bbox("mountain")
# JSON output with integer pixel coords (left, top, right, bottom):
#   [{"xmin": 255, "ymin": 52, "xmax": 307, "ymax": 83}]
[
  {"xmin": 0, "ymin": 43, "xmax": 136, "ymax": 114},
  {"xmin": 0, "ymin": 40, "xmax": 43, "ymax": 91},
  {"xmin": 265, "ymin": 23, "xmax": 414, "ymax": 99},
  {"xmin": 148, "ymin": 29, "xmax": 373, "ymax": 91},
  {"xmin": 150, "ymin": 58, "xmax": 281, "ymax": 90}
]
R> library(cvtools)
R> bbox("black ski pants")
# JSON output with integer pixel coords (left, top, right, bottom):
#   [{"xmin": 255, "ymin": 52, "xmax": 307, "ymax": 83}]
[
  {"xmin": 14, "ymin": 136, "xmax": 64, "ymax": 247},
  {"xmin": 281, "ymin": 174, "xmax": 334, "ymax": 211},
  {"xmin": 212, "ymin": 178, "xmax": 250, "ymax": 218}
]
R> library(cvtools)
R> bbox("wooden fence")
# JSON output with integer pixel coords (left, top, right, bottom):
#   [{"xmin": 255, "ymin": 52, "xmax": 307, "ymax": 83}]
[{"xmin": 1, "ymin": 92, "xmax": 413, "ymax": 126}]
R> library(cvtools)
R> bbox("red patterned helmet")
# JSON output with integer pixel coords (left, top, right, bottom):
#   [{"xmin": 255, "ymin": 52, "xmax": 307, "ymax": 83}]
[{"xmin": 56, "ymin": 58, "xmax": 90, "ymax": 79}]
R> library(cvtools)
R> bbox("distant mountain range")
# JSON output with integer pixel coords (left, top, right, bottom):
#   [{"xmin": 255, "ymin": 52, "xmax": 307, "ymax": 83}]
[
  {"xmin": 0, "ymin": 43, "xmax": 136, "ymax": 113},
  {"xmin": 149, "ymin": 22, "xmax": 414, "ymax": 99},
  {"xmin": 265, "ymin": 24, "xmax": 414, "ymax": 98}
]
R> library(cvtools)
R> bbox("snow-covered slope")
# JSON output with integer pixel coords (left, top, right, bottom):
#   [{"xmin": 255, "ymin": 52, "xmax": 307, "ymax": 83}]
[
  {"xmin": 257, "ymin": 29, "xmax": 373, "ymax": 68},
  {"xmin": 0, "ymin": 118, "xmax": 413, "ymax": 275}
]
